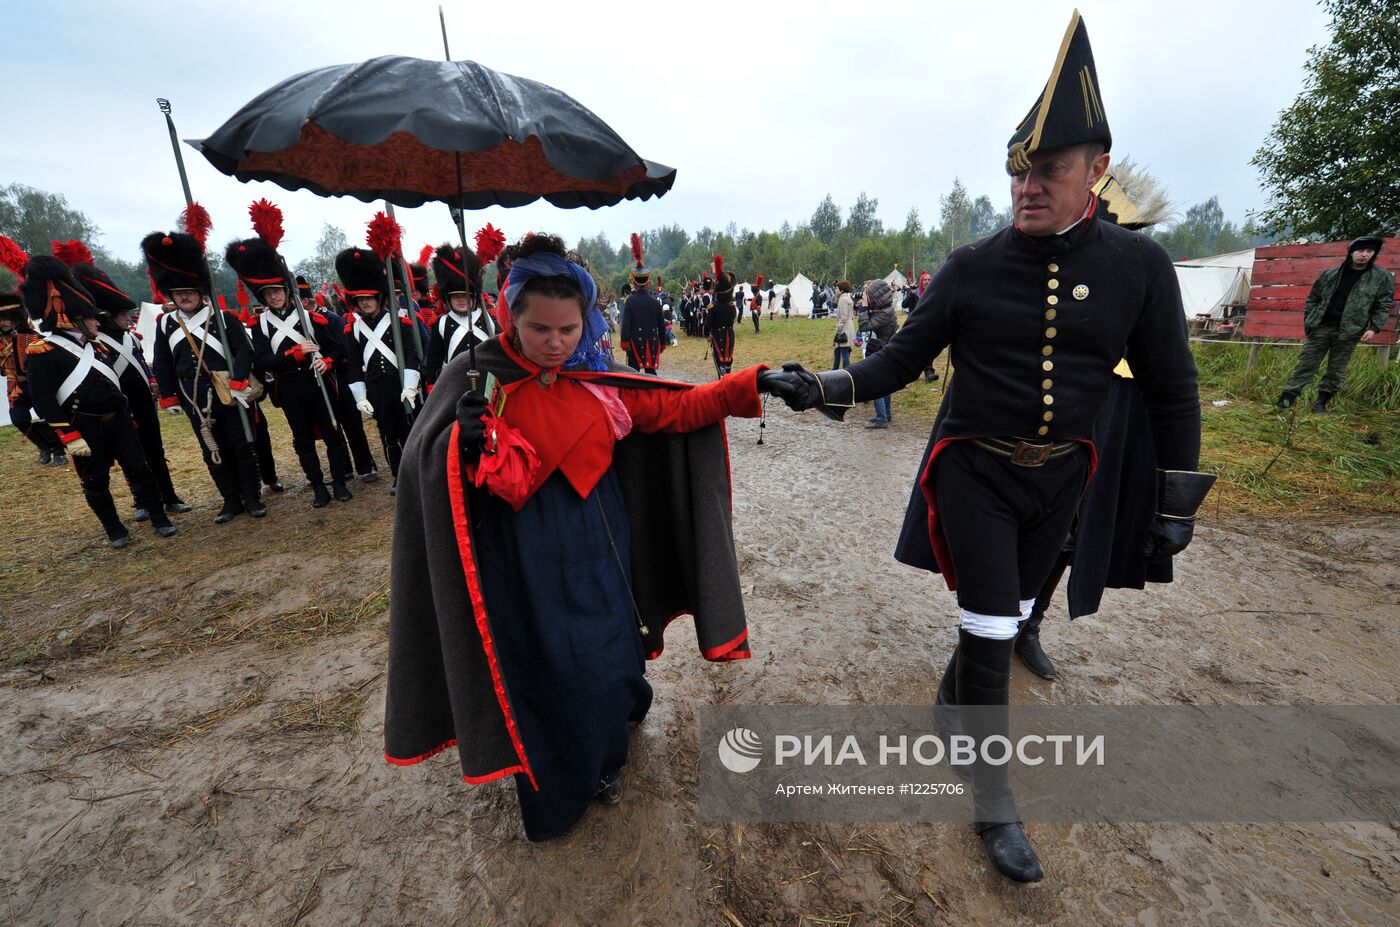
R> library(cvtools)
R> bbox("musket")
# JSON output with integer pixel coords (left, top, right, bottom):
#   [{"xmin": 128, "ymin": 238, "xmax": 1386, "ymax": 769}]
[
  {"xmin": 278, "ymin": 253, "xmax": 342, "ymax": 435},
  {"xmin": 156, "ymin": 98, "xmax": 254, "ymax": 443},
  {"xmin": 373, "ymin": 209, "xmax": 417, "ymax": 425}
]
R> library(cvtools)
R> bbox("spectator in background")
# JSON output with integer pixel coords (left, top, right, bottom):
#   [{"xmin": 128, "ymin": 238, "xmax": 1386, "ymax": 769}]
[
  {"xmin": 859, "ymin": 278, "xmax": 898, "ymax": 428},
  {"xmin": 832, "ymin": 280, "xmax": 856, "ymax": 369},
  {"xmin": 1275, "ymin": 235, "xmax": 1394, "ymax": 414}
]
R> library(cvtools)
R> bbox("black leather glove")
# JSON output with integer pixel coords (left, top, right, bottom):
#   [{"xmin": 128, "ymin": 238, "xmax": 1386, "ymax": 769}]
[
  {"xmin": 1141, "ymin": 469, "xmax": 1217, "ymax": 563},
  {"xmin": 762, "ymin": 361, "xmax": 822, "ymax": 411},
  {"xmin": 455, "ymin": 390, "xmax": 490, "ymax": 462}
]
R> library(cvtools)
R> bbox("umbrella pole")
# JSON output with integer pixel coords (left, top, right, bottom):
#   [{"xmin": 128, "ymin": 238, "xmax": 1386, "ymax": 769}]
[
  {"xmin": 383, "ymin": 203, "xmax": 428, "ymax": 364},
  {"xmin": 156, "ymin": 98, "xmax": 253, "ymax": 444}
]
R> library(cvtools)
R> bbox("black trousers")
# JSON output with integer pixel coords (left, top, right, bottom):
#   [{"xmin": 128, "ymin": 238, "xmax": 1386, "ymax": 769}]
[
  {"xmin": 9, "ymin": 391, "xmax": 63, "ymax": 453},
  {"xmin": 277, "ymin": 374, "xmax": 350, "ymax": 484},
  {"xmin": 334, "ymin": 375, "xmax": 377, "ymax": 475},
  {"xmin": 366, "ymin": 376, "xmax": 412, "ymax": 477},
  {"xmin": 934, "ymin": 440, "xmax": 1089, "ymax": 618},
  {"xmin": 125, "ymin": 385, "xmax": 180, "ymax": 504},
  {"xmin": 251, "ymin": 401, "xmax": 280, "ymax": 484},
  {"xmin": 179, "ymin": 384, "xmax": 262, "ymax": 506},
  {"xmin": 73, "ymin": 412, "xmax": 164, "ymax": 534}
]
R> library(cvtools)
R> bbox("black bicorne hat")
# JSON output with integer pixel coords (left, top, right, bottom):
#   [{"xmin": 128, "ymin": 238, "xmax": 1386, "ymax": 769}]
[
  {"xmin": 225, "ymin": 238, "xmax": 291, "ymax": 301},
  {"xmin": 431, "ymin": 242, "xmax": 482, "ymax": 299},
  {"xmin": 1006, "ymin": 10, "xmax": 1112, "ymax": 174},
  {"xmin": 20, "ymin": 255, "xmax": 99, "ymax": 331},
  {"xmin": 141, "ymin": 231, "xmax": 211, "ymax": 295},
  {"xmin": 335, "ymin": 247, "xmax": 390, "ymax": 301}
]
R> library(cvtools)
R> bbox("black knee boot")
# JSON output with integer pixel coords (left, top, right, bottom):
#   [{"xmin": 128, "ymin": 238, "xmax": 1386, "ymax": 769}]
[
  {"xmin": 956, "ymin": 629, "xmax": 1043, "ymax": 883},
  {"xmin": 1310, "ymin": 390, "xmax": 1333, "ymax": 414},
  {"xmin": 1015, "ymin": 608, "xmax": 1057, "ymax": 680},
  {"xmin": 234, "ymin": 443, "xmax": 267, "ymax": 517}
]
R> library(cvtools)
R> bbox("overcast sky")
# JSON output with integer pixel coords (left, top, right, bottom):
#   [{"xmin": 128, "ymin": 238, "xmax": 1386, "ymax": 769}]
[{"xmin": 5, "ymin": 0, "xmax": 1328, "ymax": 265}]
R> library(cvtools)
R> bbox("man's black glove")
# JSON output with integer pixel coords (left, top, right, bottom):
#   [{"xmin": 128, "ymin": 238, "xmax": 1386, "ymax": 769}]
[
  {"xmin": 455, "ymin": 390, "xmax": 490, "ymax": 462},
  {"xmin": 1141, "ymin": 470, "xmax": 1217, "ymax": 563},
  {"xmin": 758, "ymin": 365, "xmax": 818, "ymax": 409}
]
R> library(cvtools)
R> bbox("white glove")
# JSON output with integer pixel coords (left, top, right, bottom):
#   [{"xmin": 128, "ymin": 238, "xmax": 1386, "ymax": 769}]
[
  {"xmin": 349, "ymin": 381, "xmax": 367, "ymax": 403},
  {"xmin": 231, "ymin": 388, "xmax": 253, "ymax": 408},
  {"xmin": 400, "ymin": 386, "xmax": 419, "ymax": 403},
  {"xmin": 67, "ymin": 438, "xmax": 92, "ymax": 457},
  {"xmin": 356, "ymin": 398, "xmax": 376, "ymax": 419},
  {"xmin": 400, "ymin": 368, "xmax": 421, "ymax": 403}
]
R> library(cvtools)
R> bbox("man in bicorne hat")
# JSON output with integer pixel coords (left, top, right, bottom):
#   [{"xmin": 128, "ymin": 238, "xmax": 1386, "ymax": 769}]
[
  {"xmin": 423, "ymin": 242, "xmax": 487, "ymax": 390},
  {"xmin": 146, "ymin": 230, "xmax": 267, "ymax": 523},
  {"xmin": 619, "ymin": 233, "xmax": 664, "ymax": 375},
  {"xmin": 22, "ymin": 256, "xmax": 178, "ymax": 547},
  {"xmin": 337, "ymin": 246, "xmax": 421, "ymax": 492},
  {"xmin": 769, "ymin": 11, "xmax": 1212, "ymax": 882},
  {"xmin": 228, "ymin": 235, "xmax": 354, "ymax": 509}
]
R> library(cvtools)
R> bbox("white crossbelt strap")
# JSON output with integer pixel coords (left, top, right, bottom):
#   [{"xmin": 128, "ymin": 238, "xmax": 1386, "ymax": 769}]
[
  {"xmin": 48, "ymin": 334, "xmax": 121, "ymax": 405},
  {"xmin": 166, "ymin": 308, "xmax": 226, "ymax": 361},
  {"xmin": 95, "ymin": 331, "xmax": 141, "ymax": 378},
  {"xmin": 259, "ymin": 309, "xmax": 305, "ymax": 354},
  {"xmin": 353, "ymin": 312, "xmax": 398, "ymax": 370},
  {"xmin": 445, "ymin": 310, "xmax": 488, "ymax": 361}
]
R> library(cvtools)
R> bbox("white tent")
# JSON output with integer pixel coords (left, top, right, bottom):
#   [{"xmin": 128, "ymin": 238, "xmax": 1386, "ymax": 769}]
[
  {"xmin": 1173, "ymin": 250, "xmax": 1253, "ymax": 319},
  {"xmin": 0, "ymin": 377, "xmax": 10, "ymax": 426},
  {"xmin": 777, "ymin": 273, "xmax": 816, "ymax": 317},
  {"xmin": 883, "ymin": 269, "xmax": 909, "ymax": 290}
]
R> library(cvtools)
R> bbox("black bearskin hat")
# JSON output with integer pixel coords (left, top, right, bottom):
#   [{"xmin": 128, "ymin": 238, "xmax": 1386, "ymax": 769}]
[
  {"xmin": 225, "ymin": 237, "xmax": 291, "ymax": 301},
  {"xmin": 71, "ymin": 264, "xmax": 138, "ymax": 326},
  {"xmin": 335, "ymin": 247, "xmax": 390, "ymax": 302},
  {"xmin": 142, "ymin": 231, "xmax": 211, "ymax": 296},
  {"xmin": 431, "ymin": 242, "xmax": 482, "ymax": 299},
  {"xmin": 20, "ymin": 255, "xmax": 99, "ymax": 331}
]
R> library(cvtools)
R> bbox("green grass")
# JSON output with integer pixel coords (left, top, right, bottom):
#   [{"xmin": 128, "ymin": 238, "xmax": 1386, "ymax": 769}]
[{"xmin": 659, "ymin": 316, "xmax": 1400, "ymax": 515}]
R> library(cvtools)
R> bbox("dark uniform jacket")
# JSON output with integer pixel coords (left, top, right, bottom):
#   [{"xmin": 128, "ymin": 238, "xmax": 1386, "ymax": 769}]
[
  {"xmin": 345, "ymin": 310, "xmax": 422, "ymax": 388},
  {"xmin": 621, "ymin": 290, "xmax": 664, "ymax": 347},
  {"xmin": 24, "ymin": 333, "xmax": 128, "ymax": 439},
  {"xmin": 423, "ymin": 308, "xmax": 487, "ymax": 386},
  {"xmin": 250, "ymin": 306, "xmax": 348, "ymax": 400},
  {"xmin": 853, "ymin": 216, "xmax": 1201, "ymax": 470},
  {"xmin": 153, "ymin": 306, "xmax": 255, "ymax": 404}
]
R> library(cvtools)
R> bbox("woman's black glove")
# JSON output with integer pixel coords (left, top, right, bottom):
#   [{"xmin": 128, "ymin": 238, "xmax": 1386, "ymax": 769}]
[
  {"xmin": 1141, "ymin": 470, "xmax": 1217, "ymax": 563},
  {"xmin": 455, "ymin": 390, "xmax": 490, "ymax": 462}
]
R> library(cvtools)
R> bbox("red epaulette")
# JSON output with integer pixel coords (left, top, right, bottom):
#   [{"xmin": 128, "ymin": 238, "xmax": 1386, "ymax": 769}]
[
  {"xmin": 310, "ymin": 311, "xmax": 328, "ymax": 325},
  {"xmin": 26, "ymin": 341, "xmax": 52, "ymax": 355}
]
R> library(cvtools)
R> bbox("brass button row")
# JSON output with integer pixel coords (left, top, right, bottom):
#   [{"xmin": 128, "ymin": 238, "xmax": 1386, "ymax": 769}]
[{"xmin": 1041, "ymin": 268, "xmax": 1060, "ymax": 435}]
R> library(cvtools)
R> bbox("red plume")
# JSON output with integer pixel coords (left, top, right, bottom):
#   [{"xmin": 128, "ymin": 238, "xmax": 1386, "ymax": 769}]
[
  {"xmin": 249, "ymin": 199, "xmax": 285, "ymax": 249},
  {"xmin": 712, "ymin": 254, "xmax": 723, "ymax": 278},
  {"xmin": 235, "ymin": 279, "xmax": 249, "ymax": 310},
  {"xmin": 656, "ymin": 274, "xmax": 663, "ymax": 289},
  {"xmin": 629, "ymin": 232, "xmax": 644, "ymax": 268},
  {"xmin": 366, "ymin": 211, "xmax": 402, "ymax": 260},
  {"xmin": 0, "ymin": 236, "xmax": 29, "ymax": 278},
  {"xmin": 755, "ymin": 274, "xmax": 764, "ymax": 288},
  {"xmin": 179, "ymin": 202, "xmax": 213, "ymax": 249},
  {"xmin": 474, "ymin": 223, "xmax": 506, "ymax": 266},
  {"xmin": 51, "ymin": 239, "xmax": 94, "ymax": 268},
  {"xmin": 417, "ymin": 244, "xmax": 434, "ymax": 268},
  {"xmin": 314, "ymin": 292, "xmax": 326, "ymax": 309}
]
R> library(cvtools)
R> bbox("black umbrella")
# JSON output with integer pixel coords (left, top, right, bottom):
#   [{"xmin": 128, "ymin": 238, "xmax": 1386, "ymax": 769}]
[{"xmin": 190, "ymin": 55, "xmax": 676, "ymax": 210}]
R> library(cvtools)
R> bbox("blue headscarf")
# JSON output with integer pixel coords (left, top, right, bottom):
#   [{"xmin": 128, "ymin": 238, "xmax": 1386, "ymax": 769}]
[{"xmin": 503, "ymin": 254, "xmax": 609, "ymax": 371}]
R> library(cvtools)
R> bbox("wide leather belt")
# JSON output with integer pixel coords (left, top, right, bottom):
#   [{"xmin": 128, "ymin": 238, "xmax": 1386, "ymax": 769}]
[{"xmin": 972, "ymin": 437, "xmax": 1080, "ymax": 468}]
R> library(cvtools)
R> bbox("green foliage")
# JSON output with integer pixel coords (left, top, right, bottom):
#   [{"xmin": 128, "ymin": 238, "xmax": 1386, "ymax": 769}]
[
  {"xmin": 292, "ymin": 222, "xmax": 349, "ymax": 290},
  {"xmin": 1251, "ymin": 0, "xmax": 1400, "ymax": 238},
  {"xmin": 1194, "ymin": 339, "xmax": 1400, "ymax": 411}
]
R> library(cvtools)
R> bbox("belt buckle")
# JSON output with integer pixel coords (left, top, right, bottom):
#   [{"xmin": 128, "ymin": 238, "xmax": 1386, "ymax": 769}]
[{"xmin": 1010, "ymin": 441, "xmax": 1052, "ymax": 467}]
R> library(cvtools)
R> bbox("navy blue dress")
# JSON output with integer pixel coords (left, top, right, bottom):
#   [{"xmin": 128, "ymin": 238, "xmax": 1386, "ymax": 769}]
[{"xmin": 471, "ymin": 467, "xmax": 654, "ymax": 841}]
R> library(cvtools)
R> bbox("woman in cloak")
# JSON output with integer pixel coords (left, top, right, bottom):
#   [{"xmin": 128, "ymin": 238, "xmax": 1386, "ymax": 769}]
[{"xmin": 384, "ymin": 235, "xmax": 792, "ymax": 841}]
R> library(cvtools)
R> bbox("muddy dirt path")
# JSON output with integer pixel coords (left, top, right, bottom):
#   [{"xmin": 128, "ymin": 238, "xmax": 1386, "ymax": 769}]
[{"xmin": 2, "ymin": 357, "xmax": 1397, "ymax": 926}]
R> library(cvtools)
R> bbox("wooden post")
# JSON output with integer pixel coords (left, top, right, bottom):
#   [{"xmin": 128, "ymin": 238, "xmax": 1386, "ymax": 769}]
[
  {"xmin": 1246, "ymin": 342, "xmax": 1261, "ymax": 374},
  {"xmin": 1378, "ymin": 344, "xmax": 1391, "ymax": 365}
]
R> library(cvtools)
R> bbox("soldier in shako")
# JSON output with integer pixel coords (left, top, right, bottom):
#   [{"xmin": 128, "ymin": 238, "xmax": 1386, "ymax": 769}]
[
  {"xmin": 618, "ymin": 233, "xmax": 664, "ymax": 375},
  {"xmin": 336, "ymin": 246, "xmax": 421, "ymax": 492},
  {"xmin": 145, "ymin": 230, "xmax": 268, "ymax": 523},
  {"xmin": 21, "ymin": 256, "xmax": 178, "ymax": 548},
  {"xmin": 770, "ymin": 12, "xmax": 1213, "ymax": 882},
  {"xmin": 56, "ymin": 241, "xmax": 191, "ymax": 522},
  {"xmin": 0, "ymin": 238, "xmax": 66, "ymax": 467},
  {"xmin": 227, "ymin": 204, "xmax": 354, "ymax": 509},
  {"xmin": 703, "ymin": 255, "xmax": 738, "ymax": 378},
  {"xmin": 423, "ymin": 242, "xmax": 487, "ymax": 390}
]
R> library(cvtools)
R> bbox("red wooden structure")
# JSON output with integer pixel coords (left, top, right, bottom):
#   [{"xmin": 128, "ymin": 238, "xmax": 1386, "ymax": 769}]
[{"xmin": 1244, "ymin": 238, "xmax": 1400, "ymax": 344}]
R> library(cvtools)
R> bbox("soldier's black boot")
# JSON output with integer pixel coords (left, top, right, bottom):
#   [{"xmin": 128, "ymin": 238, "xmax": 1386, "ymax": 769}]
[
  {"xmin": 1015, "ymin": 609, "xmax": 1057, "ymax": 679},
  {"xmin": 37, "ymin": 447, "xmax": 52, "ymax": 466},
  {"xmin": 1310, "ymin": 390, "xmax": 1333, "ymax": 414},
  {"xmin": 311, "ymin": 482, "xmax": 331, "ymax": 508},
  {"xmin": 957, "ymin": 630, "xmax": 1043, "ymax": 884},
  {"xmin": 332, "ymin": 480, "xmax": 353, "ymax": 502},
  {"xmin": 105, "ymin": 523, "xmax": 132, "ymax": 549},
  {"xmin": 1274, "ymin": 389, "xmax": 1298, "ymax": 410}
]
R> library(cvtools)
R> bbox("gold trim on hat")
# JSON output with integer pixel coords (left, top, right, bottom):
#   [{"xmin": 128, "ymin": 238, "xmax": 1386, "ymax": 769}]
[{"xmin": 1019, "ymin": 9, "xmax": 1083, "ymax": 166}]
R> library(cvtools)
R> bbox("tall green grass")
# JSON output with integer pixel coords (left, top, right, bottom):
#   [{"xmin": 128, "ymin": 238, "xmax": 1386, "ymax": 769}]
[{"xmin": 1193, "ymin": 340, "xmax": 1400, "ymax": 412}]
